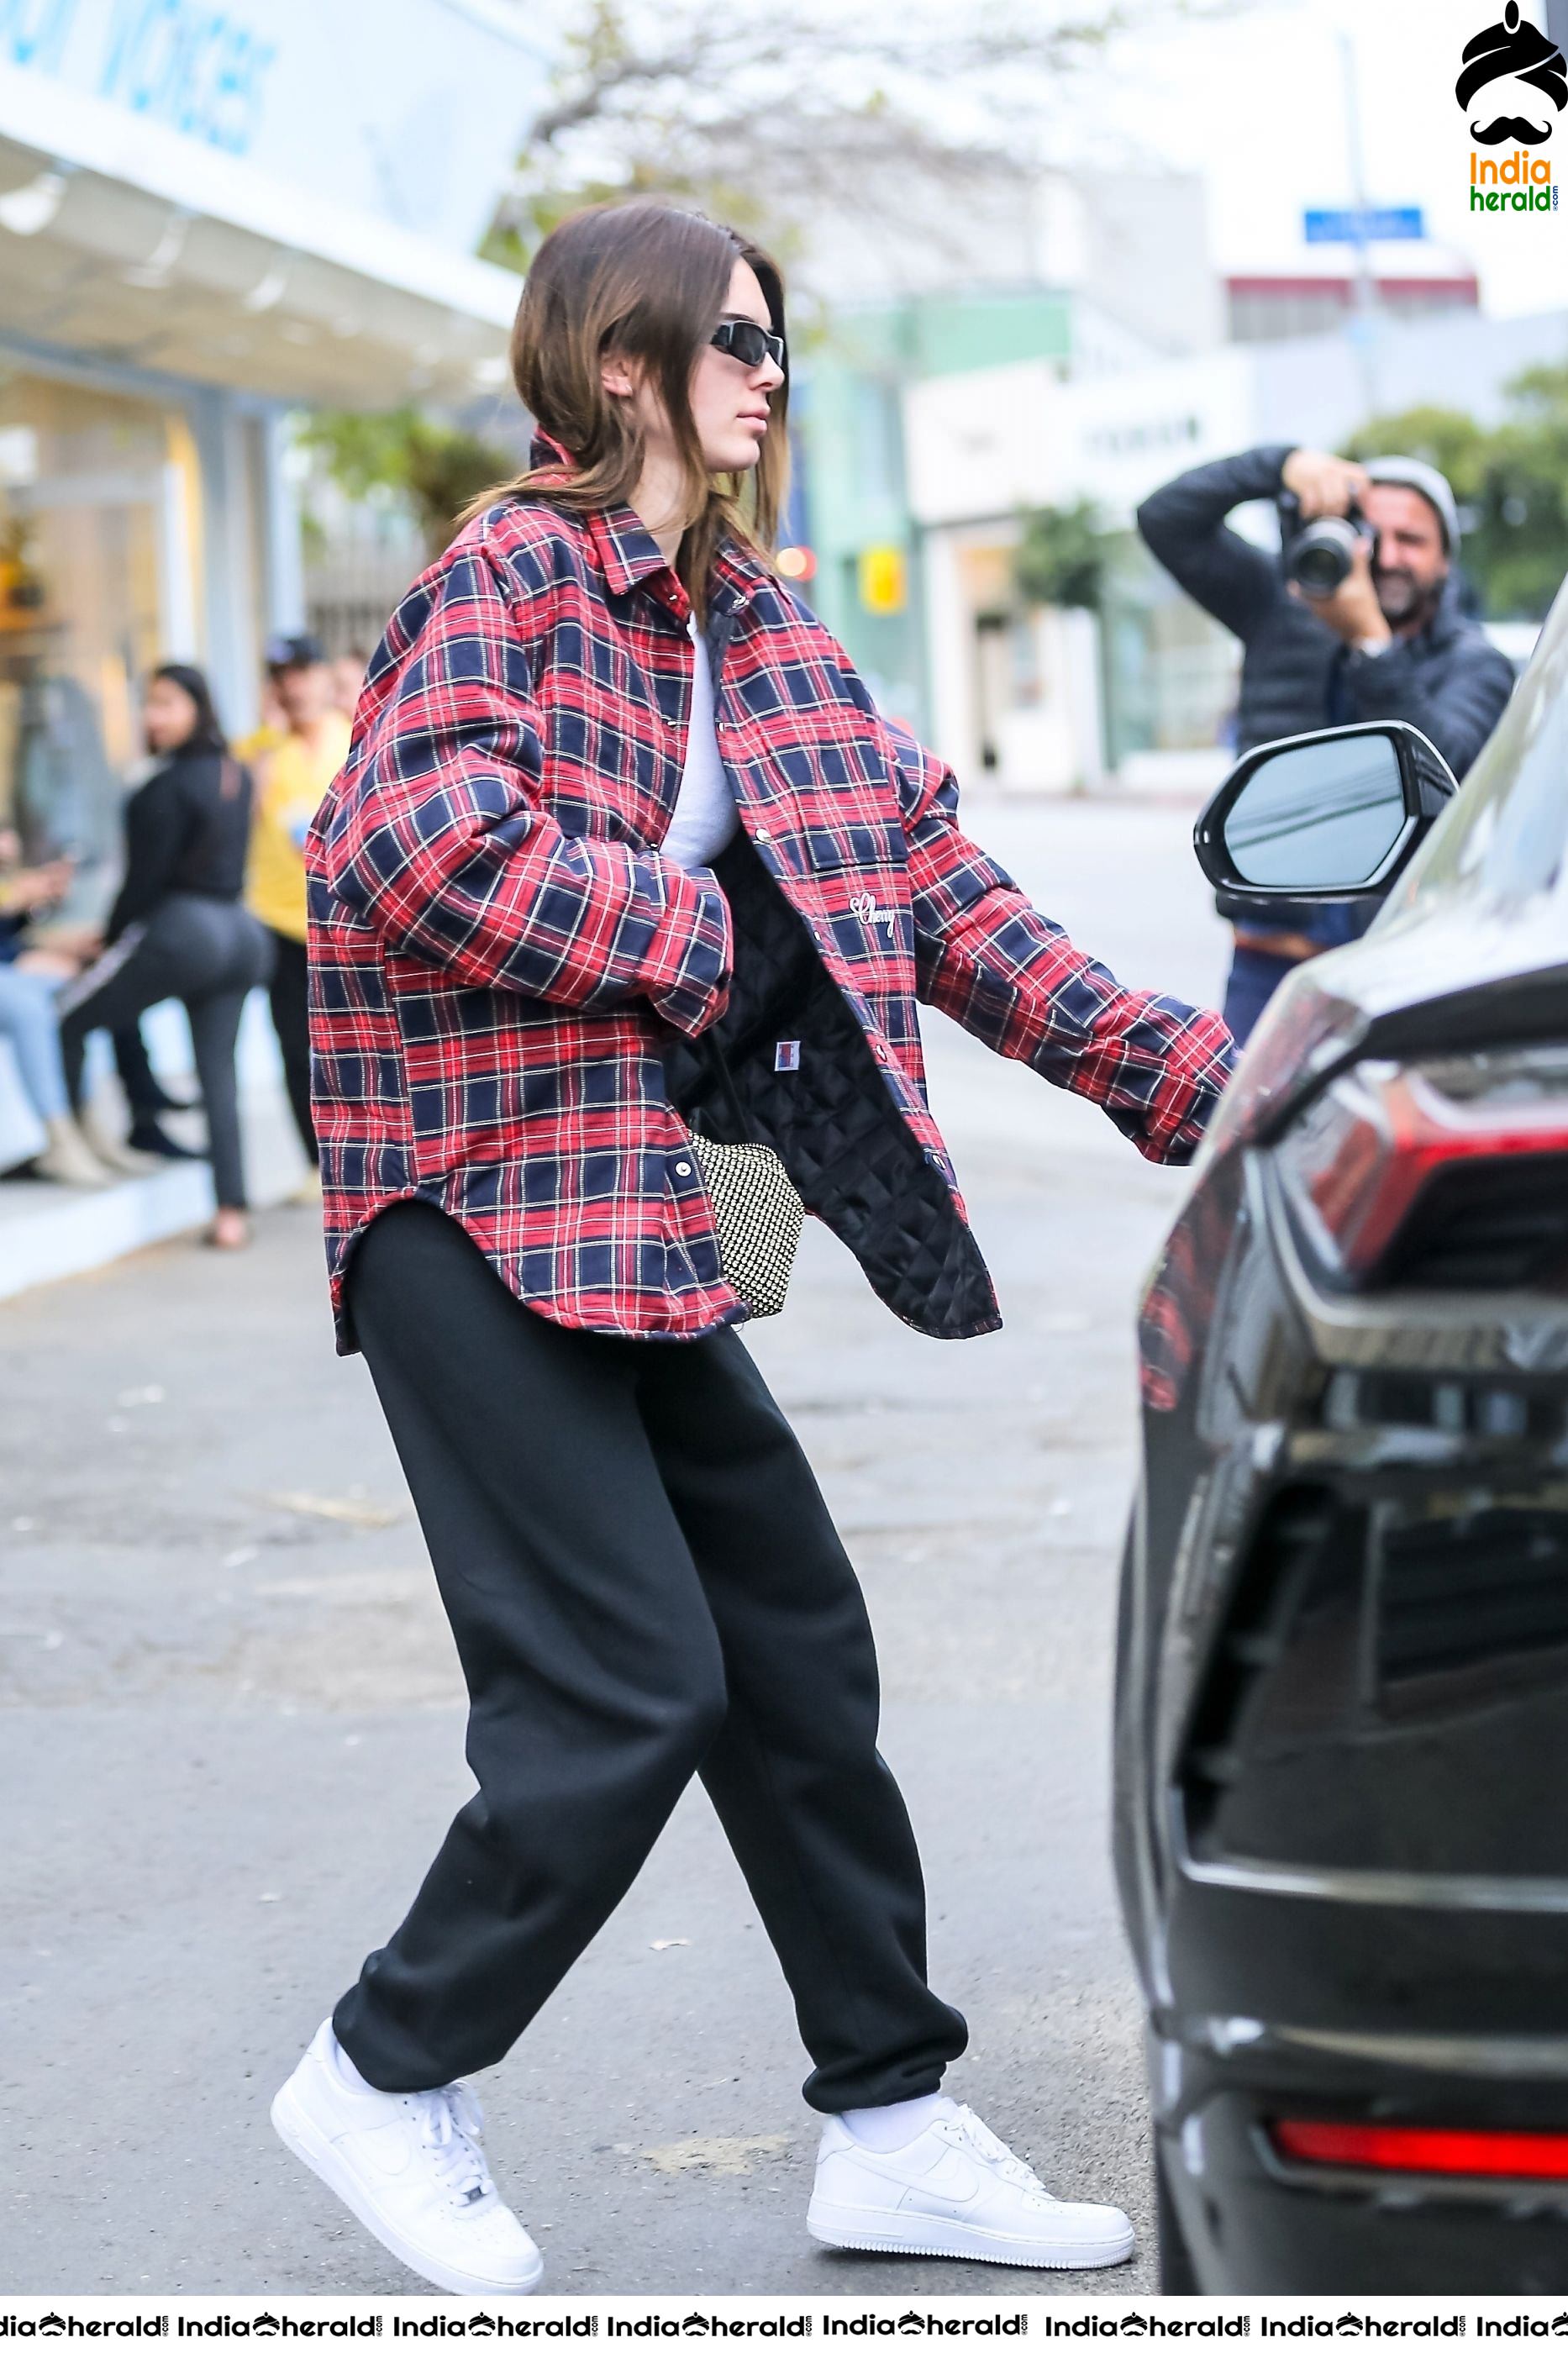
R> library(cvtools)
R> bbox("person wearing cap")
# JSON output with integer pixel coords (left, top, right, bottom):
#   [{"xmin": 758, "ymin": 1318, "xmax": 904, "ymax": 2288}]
[
  {"xmin": 1137, "ymin": 444, "xmax": 1517, "ymax": 1045},
  {"xmin": 246, "ymin": 634, "xmax": 351, "ymax": 1174}
]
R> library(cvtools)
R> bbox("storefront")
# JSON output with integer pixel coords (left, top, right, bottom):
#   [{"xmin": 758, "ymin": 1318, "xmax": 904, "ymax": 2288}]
[
  {"xmin": 904, "ymin": 347, "xmax": 1256, "ymax": 793},
  {"xmin": 0, "ymin": 0, "xmax": 544, "ymax": 1186},
  {"xmin": 0, "ymin": 0, "xmax": 544, "ymax": 869},
  {"xmin": 2, "ymin": 370, "xmax": 200, "ymax": 862}
]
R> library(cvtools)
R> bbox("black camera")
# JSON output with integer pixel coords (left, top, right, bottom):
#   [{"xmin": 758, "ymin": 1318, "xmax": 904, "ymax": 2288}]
[{"xmin": 1278, "ymin": 492, "xmax": 1376, "ymax": 598}]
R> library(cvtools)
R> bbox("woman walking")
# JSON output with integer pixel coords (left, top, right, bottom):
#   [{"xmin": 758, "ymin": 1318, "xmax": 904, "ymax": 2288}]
[
  {"xmin": 271, "ymin": 202, "xmax": 1233, "ymax": 2296},
  {"xmin": 56, "ymin": 665, "xmax": 272, "ymax": 1249}
]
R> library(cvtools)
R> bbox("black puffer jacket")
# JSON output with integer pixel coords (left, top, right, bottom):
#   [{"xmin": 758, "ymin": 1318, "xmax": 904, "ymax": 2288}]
[{"xmin": 1137, "ymin": 444, "xmax": 1517, "ymax": 928}]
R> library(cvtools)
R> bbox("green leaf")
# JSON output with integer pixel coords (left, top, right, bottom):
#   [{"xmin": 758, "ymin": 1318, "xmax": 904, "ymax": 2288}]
[{"xmin": 1014, "ymin": 500, "xmax": 1108, "ymax": 611}]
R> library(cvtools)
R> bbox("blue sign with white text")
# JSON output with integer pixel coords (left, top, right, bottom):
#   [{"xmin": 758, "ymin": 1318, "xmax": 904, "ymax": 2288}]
[{"xmin": 1304, "ymin": 206, "xmax": 1427, "ymax": 243}]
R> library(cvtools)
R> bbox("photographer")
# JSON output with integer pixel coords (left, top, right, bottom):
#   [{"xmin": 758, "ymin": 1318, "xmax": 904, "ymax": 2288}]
[{"xmin": 1137, "ymin": 444, "xmax": 1516, "ymax": 1042}]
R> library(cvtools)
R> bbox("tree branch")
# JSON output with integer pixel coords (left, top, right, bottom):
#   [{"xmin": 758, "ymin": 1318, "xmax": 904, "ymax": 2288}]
[{"xmin": 493, "ymin": 0, "xmax": 1244, "ymax": 273}]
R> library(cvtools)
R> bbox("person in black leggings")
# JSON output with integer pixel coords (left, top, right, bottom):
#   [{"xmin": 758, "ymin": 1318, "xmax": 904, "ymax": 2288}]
[{"xmin": 57, "ymin": 665, "xmax": 272, "ymax": 1249}]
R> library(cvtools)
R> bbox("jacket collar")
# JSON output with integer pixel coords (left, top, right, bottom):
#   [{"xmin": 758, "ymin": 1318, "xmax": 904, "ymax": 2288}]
[
  {"xmin": 528, "ymin": 429, "xmax": 768, "ymax": 619},
  {"xmin": 528, "ymin": 429, "xmax": 680, "ymax": 603},
  {"xmin": 591, "ymin": 506, "xmax": 683, "ymax": 603}
]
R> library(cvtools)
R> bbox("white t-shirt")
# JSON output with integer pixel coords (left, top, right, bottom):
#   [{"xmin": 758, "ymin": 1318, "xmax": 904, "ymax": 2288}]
[{"xmin": 660, "ymin": 617, "xmax": 739, "ymax": 871}]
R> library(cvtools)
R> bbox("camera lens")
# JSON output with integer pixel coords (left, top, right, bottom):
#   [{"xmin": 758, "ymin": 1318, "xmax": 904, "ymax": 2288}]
[
  {"xmin": 1288, "ymin": 516, "xmax": 1358, "ymax": 597},
  {"xmin": 1294, "ymin": 542, "xmax": 1350, "ymax": 593}
]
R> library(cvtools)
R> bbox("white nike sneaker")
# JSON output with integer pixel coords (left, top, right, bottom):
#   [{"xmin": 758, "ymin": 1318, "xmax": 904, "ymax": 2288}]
[
  {"xmin": 271, "ymin": 2020, "xmax": 543, "ymax": 2296},
  {"xmin": 808, "ymin": 2098, "xmax": 1134, "ymax": 2270}
]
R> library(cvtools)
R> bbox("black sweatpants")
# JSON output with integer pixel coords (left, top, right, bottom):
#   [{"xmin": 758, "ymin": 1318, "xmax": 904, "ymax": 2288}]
[
  {"xmin": 334, "ymin": 1201, "xmax": 968, "ymax": 2111},
  {"xmin": 58, "ymin": 894, "xmax": 272, "ymax": 1208},
  {"xmin": 266, "ymin": 930, "xmax": 317, "ymax": 1164}
]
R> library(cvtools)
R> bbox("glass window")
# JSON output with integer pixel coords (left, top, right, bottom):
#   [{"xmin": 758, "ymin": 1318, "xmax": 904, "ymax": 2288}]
[
  {"xmin": 0, "ymin": 377, "xmax": 178, "ymax": 878},
  {"xmin": 1390, "ymin": 576, "xmax": 1568, "ymax": 919}
]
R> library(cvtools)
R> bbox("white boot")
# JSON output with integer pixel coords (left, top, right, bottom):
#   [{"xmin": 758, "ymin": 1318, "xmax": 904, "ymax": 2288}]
[
  {"xmin": 34, "ymin": 1114, "xmax": 113, "ymax": 1187},
  {"xmin": 808, "ymin": 2098, "xmax": 1135, "ymax": 2270},
  {"xmin": 271, "ymin": 2020, "xmax": 543, "ymax": 2296},
  {"xmin": 78, "ymin": 1106, "xmax": 163, "ymax": 1176}
]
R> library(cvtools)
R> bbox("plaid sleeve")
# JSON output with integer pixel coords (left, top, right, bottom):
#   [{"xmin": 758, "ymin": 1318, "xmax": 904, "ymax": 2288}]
[
  {"xmin": 318, "ymin": 538, "xmax": 730, "ymax": 1038},
  {"xmin": 886, "ymin": 723, "xmax": 1235, "ymax": 1165}
]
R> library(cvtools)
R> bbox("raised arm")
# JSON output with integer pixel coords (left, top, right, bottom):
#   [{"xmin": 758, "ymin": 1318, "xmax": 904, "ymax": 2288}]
[
  {"xmin": 313, "ymin": 538, "xmax": 730, "ymax": 1039},
  {"xmin": 1136, "ymin": 445, "xmax": 1294, "ymax": 645}
]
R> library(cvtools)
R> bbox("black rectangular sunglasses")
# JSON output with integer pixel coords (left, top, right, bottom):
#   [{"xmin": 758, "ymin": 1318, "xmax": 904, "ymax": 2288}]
[{"xmin": 709, "ymin": 318, "xmax": 786, "ymax": 372}]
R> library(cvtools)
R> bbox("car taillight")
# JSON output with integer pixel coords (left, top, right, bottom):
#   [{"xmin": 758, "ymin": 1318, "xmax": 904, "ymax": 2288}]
[
  {"xmin": 1197, "ymin": 968, "xmax": 1369, "ymax": 1166},
  {"xmin": 1275, "ymin": 1045, "xmax": 1568, "ymax": 1288},
  {"xmin": 1273, "ymin": 2119, "xmax": 1568, "ymax": 2180}
]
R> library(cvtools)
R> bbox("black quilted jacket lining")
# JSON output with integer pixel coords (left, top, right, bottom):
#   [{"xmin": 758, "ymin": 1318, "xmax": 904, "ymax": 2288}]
[{"xmin": 664, "ymin": 832, "xmax": 1000, "ymax": 1340}]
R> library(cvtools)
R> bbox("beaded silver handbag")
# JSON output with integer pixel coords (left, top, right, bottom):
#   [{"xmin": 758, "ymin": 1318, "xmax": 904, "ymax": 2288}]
[{"xmin": 687, "ymin": 1039, "xmax": 804, "ymax": 1319}]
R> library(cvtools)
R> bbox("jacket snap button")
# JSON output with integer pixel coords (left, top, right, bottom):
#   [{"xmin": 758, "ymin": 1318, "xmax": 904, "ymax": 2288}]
[
  {"xmin": 754, "ymin": 825, "xmax": 772, "ymax": 841},
  {"xmin": 674, "ymin": 1159, "xmax": 692, "ymax": 1176}
]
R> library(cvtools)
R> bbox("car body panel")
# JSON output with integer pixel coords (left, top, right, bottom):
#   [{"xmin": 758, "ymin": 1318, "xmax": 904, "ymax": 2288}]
[{"xmin": 1116, "ymin": 576, "xmax": 1568, "ymax": 2290}]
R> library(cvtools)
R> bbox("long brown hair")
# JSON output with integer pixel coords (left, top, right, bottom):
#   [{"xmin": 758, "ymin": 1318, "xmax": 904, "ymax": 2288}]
[{"xmin": 462, "ymin": 201, "xmax": 788, "ymax": 619}]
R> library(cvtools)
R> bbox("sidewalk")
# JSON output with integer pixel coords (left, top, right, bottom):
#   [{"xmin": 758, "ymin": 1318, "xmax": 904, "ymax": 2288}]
[
  {"xmin": 0, "ymin": 1093, "xmax": 308, "ymax": 1303},
  {"xmin": 0, "ymin": 990, "xmax": 312, "ymax": 1303}
]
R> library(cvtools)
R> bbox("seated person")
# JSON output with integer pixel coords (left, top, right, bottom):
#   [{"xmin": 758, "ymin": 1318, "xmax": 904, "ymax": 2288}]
[{"xmin": 0, "ymin": 834, "xmax": 109, "ymax": 1185}]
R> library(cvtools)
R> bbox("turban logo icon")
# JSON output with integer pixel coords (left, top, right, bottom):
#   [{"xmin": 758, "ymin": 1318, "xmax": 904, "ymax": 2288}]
[{"xmin": 1456, "ymin": 1, "xmax": 1568, "ymax": 144}]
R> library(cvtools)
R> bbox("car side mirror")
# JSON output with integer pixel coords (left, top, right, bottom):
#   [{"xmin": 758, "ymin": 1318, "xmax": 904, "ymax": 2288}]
[{"xmin": 1193, "ymin": 720, "xmax": 1457, "ymax": 913}]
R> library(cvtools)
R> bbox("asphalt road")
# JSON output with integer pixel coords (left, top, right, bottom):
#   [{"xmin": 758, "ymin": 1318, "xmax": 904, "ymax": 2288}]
[{"xmin": 0, "ymin": 797, "xmax": 1229, "ymax": 2298}]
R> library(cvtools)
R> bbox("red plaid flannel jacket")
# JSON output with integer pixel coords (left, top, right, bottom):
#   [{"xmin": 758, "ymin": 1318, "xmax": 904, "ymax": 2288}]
[{"xmin": 308, "ymin": 468, "xmax": 1233, "ymax": 1351}]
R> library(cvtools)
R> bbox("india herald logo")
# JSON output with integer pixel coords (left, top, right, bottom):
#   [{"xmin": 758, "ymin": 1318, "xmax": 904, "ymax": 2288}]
[{"xmin": 1457, "ymin": 1, "xmax": 1567, "ymax": 144}]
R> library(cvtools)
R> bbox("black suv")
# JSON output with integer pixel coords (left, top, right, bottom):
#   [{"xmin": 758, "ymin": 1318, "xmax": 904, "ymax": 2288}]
[{"xmin": 1115, "ymin": 582, "xmax": 1568, "ymax": 2292}]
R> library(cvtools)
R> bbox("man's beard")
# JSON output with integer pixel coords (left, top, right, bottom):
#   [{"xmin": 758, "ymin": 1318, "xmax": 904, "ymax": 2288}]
[{"xmin": 1374, "ymin": 566, "xmax": 1429, "ymax": 625}]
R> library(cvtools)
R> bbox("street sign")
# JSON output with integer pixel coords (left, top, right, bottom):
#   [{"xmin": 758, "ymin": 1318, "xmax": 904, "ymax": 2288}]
[{"xmin": 1304, "ymin": 206, "xmax": 1426, "ymax": 243}]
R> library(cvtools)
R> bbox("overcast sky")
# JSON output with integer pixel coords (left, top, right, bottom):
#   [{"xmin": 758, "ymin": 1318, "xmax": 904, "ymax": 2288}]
[{"xmin": 1086, "ymin": 0, "xmax": 1568, "ymax": 319}]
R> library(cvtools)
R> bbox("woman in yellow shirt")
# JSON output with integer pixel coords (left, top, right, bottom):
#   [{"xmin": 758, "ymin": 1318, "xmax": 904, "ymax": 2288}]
[{"xmin": 247, "ymin": 634, "xmax": 351, "ymax": 1169}]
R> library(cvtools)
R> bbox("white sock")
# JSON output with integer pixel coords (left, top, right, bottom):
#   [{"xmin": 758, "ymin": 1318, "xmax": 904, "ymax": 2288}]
[
  {"xmin": 840, "ymin": 2092, "xmax": 951, "ymax": 2152},
  {"xmin": 327, "ymin": 2029, "xmax": 377, "ymax": 2093}
]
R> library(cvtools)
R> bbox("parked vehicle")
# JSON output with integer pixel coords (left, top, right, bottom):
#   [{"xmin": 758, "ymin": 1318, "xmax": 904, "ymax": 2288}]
[{"xmin": 1115, "ymin": 576, "xmax": 1568, "ymax": 2292}]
